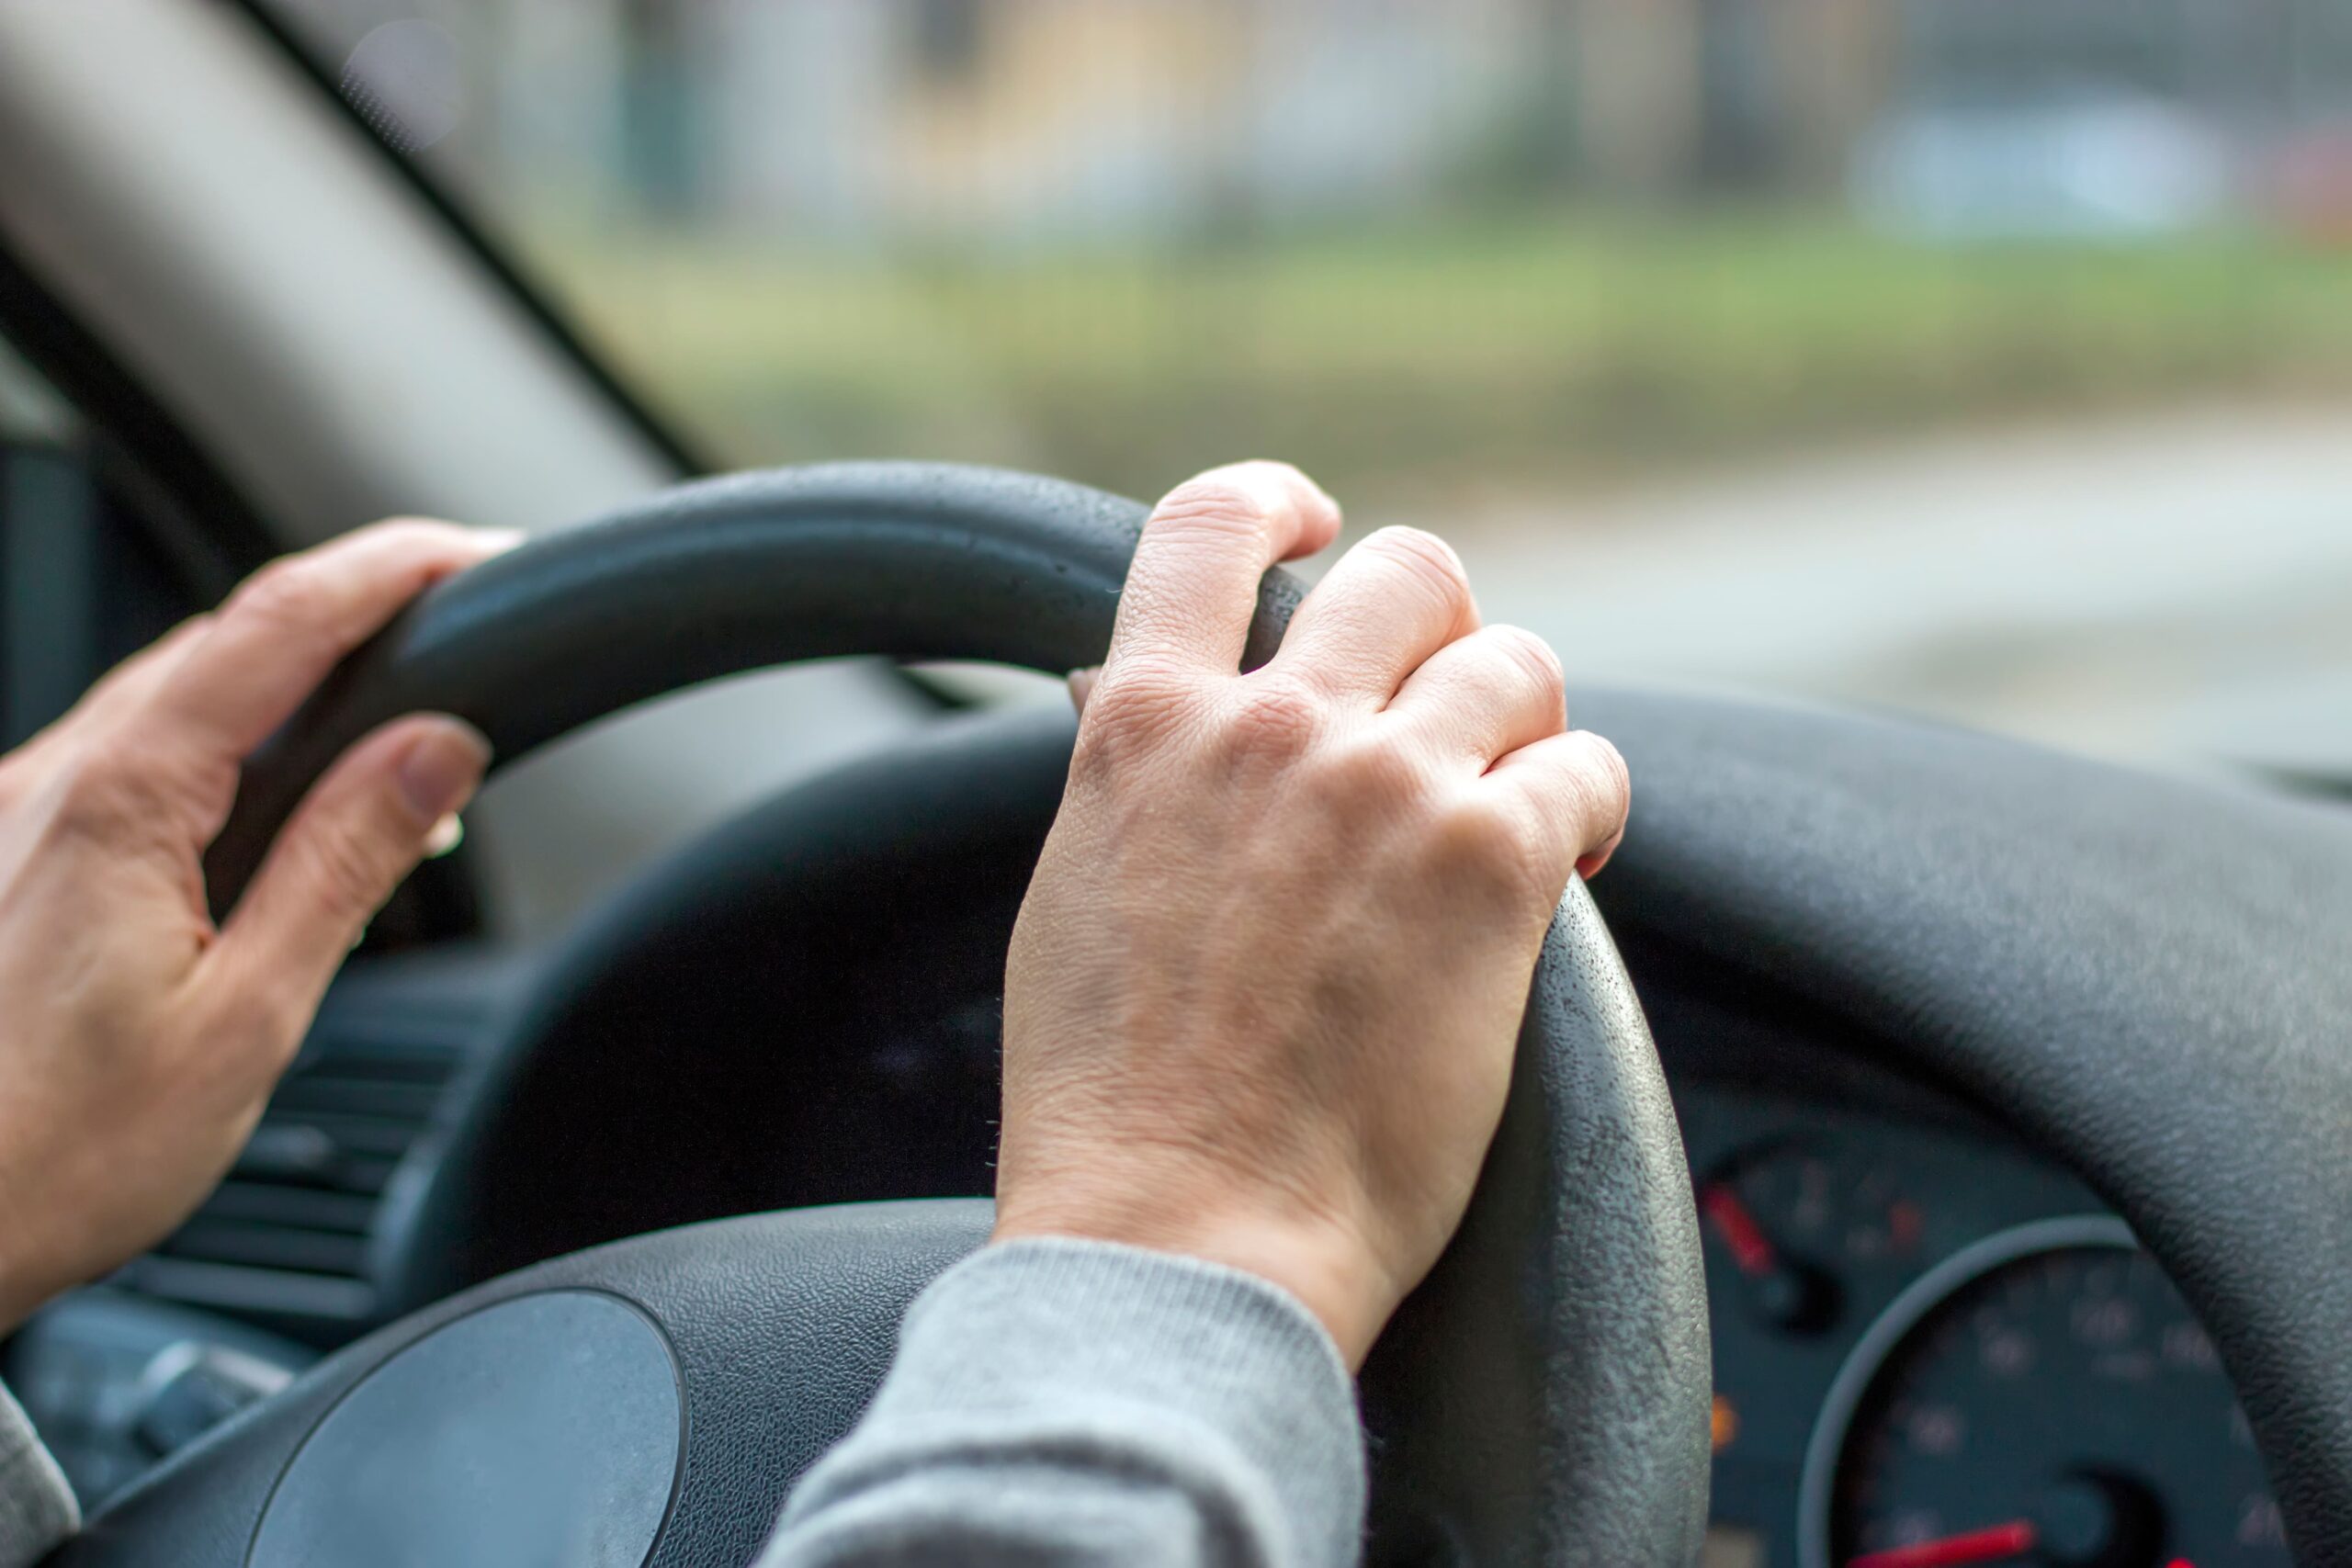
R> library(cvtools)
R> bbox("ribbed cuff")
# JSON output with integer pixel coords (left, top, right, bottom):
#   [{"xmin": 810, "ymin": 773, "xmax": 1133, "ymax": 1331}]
[
  {"xmin": 855, "ymin": 1236, "xmax": 1366, "ymax": 1565},
  {"xmin": 0, "ymin": 1380, "xmax": 75, "ymax": 1567}
]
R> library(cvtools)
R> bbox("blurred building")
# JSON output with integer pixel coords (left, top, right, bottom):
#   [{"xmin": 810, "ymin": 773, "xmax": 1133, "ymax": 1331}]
[{"xmin": 279, "ymin": 0, "xmax": 2352, "ymax": 240}]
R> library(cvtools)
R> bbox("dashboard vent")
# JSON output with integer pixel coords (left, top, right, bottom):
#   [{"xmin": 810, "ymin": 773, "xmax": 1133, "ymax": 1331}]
[{"xmin": 116, "ymin": 971, "xmax": 492, "ymax": 1342}]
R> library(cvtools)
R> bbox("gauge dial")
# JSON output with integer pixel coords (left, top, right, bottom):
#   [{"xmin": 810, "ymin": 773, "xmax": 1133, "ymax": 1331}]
[
  {"xmin": 1701, "ymin": 1139, "xmax": 1928, "ymax": 1337},
  {"xmin": 1801, "ymin": 1217, "xmax": 2287, "ymax": 1568}
]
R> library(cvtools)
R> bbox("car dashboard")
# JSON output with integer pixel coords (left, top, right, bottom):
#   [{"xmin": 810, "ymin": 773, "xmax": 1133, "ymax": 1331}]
[{"xmin": 5, "ymin": 938, "xmax": 2287, "ymax": 1566}]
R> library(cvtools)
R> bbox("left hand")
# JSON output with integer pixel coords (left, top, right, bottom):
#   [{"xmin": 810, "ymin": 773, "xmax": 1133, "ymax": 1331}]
[{"xmin": 0, "ymin": 521, "xmax": 514, "ymax": 1328}]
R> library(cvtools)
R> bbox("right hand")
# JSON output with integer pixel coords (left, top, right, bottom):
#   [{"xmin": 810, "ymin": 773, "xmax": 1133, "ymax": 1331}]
[
  {"xmin": 993, "ymin": 461, "xmax": 1630, "ymax": 1368},
  {"xmin": 0, "ymin": 521, "xmax": 510, "ymax": 1328}
]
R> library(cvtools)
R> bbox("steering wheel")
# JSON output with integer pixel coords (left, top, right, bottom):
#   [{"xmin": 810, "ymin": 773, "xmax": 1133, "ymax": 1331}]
[{"xmin": 59, "ymin": 465, "xmax": 1711, "ymax": 1568}]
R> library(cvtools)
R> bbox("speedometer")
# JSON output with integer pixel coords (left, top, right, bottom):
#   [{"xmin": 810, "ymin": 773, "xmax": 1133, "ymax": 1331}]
[{"xmin": 1799, "ymin": 1216, "xmax": 2287, "ymax": 1568}]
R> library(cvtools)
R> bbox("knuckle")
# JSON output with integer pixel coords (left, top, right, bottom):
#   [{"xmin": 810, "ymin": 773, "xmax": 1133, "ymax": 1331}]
[
  {"xmin": 345, "ymin": 516, "xmax": 473, "ymax": 557},
  {"xmin": 1434, "ymin": 793, "xmax": 1547, "ymax": 896},
  {"xmin": 1576, "ymin": 734, "xmax": 1633, "ymax": 825},
  {"xmin": 294, "ymin": 822, "xmax": 394, "ymax": 921},
  {"xmin": 1076, "ymin": 663, "xmax": 1197, "ymax": 763},
  {"xmin": 49, "ymin": 749, "xmax": 182, "ymax": 845},
  {"xmin": 1216, "ymin": 674, "xmax": 1325, "ymax": 768},
  {"xmin": 1364, "ymin": 525, "xmax": 1470, "ymax": 604},
  {"xmin": 227, "ymin": 557, "xmax": 337, "ymax": 637},
  {"xmin": 1149, "ymin": 476, "xmax": 1271, "ymax": 542},
  {"xmin": 362, "ymin": 514, "xmax": 459, "ymax": 538},
  {"xmin": 46, "ymin": 758, "xmax": 132, "ymax": 841},
  {"xmin": 1526, "ymin": 743, "xmax": 1630, "ymax": 863},
  {"xmin": 1488, "ymin": 625, "xmax": 1566, "ymax": 704},
  {"xmin": 1307, "ymin": 731, "xmax": 1426, "ymax": 813},
  {"xmin": 1224, "ymin": 458, "xmax": 1308, "ymax": 488}
]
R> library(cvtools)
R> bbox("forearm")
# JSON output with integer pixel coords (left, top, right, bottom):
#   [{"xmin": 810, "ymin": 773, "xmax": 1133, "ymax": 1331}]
[{"xmin": 760, "ymin": 1238, "xmax": 1366, "ymax": 1568}]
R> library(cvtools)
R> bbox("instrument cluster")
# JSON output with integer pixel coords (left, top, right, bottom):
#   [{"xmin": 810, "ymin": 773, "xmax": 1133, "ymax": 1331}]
[{"xmin": 1679, "ymin": 1085, "xmax": 2283, "ymax": 1568}]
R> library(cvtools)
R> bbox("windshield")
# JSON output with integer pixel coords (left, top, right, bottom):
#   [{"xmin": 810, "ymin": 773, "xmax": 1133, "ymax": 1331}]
[{"xmin": 266, "ymin": 1, "xmax": 2352, "ymax": 784}]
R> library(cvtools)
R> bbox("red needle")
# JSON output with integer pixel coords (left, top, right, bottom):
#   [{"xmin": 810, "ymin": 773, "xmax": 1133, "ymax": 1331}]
[
  {"xmin": 1848, "ymin": 1520, "xmax": 2038, "ymax": 1568},
  {"xmin": 1699, "ymin": 1184, "xmax": 1777, "ymax": 1276}
]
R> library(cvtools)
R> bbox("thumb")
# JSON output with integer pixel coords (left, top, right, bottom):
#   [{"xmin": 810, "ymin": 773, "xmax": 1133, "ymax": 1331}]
[{"xmin": 206, "ymin": 715, "xmax": 489, "ymax": 1046}]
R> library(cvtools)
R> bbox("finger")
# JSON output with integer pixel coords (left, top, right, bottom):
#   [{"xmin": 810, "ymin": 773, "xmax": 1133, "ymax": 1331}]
[
  {"xmin": 205, "ymin": 715, "xmax": 490, "ymax": 1043},
  {"xmin": 1577, "ymin": 818, "xmax": 1627, "ymax": 881},
  {"xmin": 1105, "ymin": 462, "xmax": 1340, "ymax": 681},
  {"xmin": 1383, "ymin": 624, "xmax": 1566, "ymax": 766},
  {"xmin": 148, "ymin": 522, "xmax": 522, "ymax": 761},
  {"xmin": 1479, "ymin": 729, "xmax": 1631, "ymax": 883},
  {"xmin": 1268, "ymin": 525, "xmax": 1477, "ymax": 706},
  {"xmin": 70, "ymin": 615, "xmax": 216, "ymax": 730}
]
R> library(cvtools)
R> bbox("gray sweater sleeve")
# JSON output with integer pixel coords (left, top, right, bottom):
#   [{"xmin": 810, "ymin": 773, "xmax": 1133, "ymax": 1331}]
[
  {"xmin": 0, "ymin": 1379, "xmax": 77, "ymax": 1568},
  {"xmin": 758, "ymin": 1237, "xmax": 1368, "ymax": 1568}
]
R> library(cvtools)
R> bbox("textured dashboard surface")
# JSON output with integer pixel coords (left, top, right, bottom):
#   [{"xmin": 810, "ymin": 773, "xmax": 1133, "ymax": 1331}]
[{"xmin": 1580, "ymin": 687, "xmax": 2352, "ymax": 1562}]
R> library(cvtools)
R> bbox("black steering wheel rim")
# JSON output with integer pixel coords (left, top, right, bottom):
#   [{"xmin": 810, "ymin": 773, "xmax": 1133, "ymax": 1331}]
[{"xmin": 85, "ymin": 462, "xmax": 1711, "ymax": 1567}]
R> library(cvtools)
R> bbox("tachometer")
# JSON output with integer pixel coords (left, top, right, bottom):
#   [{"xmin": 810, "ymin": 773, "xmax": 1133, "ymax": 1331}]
[
  {"xmin": 1799, "ymin": 1216, "xmax": 2286, "ymax": 1568},
  {"xmin": 1701, "ymin": 1138, "xmax": 1928, "ymax": 1337}
]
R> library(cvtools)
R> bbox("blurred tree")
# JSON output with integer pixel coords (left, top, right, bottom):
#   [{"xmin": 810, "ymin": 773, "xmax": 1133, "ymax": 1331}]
[
  {"xmin": 1568, "ymin": 0, "xmax": 1702, "ymax": 197},
  {"xmin": 618, "ymin": 0, "xmax": 701, "ymax": 219},
  {"xmin": 911, "ymin": 0, "xmax": 984, "ymax": 83}
]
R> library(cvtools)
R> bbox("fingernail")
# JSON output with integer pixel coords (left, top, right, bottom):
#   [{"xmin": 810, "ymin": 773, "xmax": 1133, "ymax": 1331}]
[
  {"xmin": 424, "ymin": 813, "xmax": 465, "ymax": 858},
  {"xmin": 476, "ymin": 527, "xmax": 528, "ymax": 555},
  {"xmin": 1067, "ymin": 666, "xmax": 1102, "ymax": 714},
  {"xmin": 398, "ymin": 717, "xmax": 491, "ymax": 822}
]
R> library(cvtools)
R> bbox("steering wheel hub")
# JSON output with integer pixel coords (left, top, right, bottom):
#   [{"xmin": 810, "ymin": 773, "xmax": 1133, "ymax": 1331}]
[{"xmin": 247, "ymin": 1292, "xmax": 683, "ymax": 1568}]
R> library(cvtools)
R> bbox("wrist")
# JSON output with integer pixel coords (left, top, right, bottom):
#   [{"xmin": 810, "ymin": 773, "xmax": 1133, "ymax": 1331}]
[
  {"xmin": 0, "ymin": 1252, "xmax": 62, "ymax": 1337},
  {"xmin": 0, "ymin": 1194, "xmax": 66, "ymax": 1336},
  {"xmin": 992, "ymin": 1184, "xmax": 1396, "ymax": 1369}
]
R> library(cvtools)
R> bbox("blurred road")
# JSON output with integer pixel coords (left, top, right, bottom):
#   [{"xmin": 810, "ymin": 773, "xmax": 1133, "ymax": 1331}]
[{"xmin": 1429, "ymin": 401, "xmax": 2352, "ymax": 784}]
